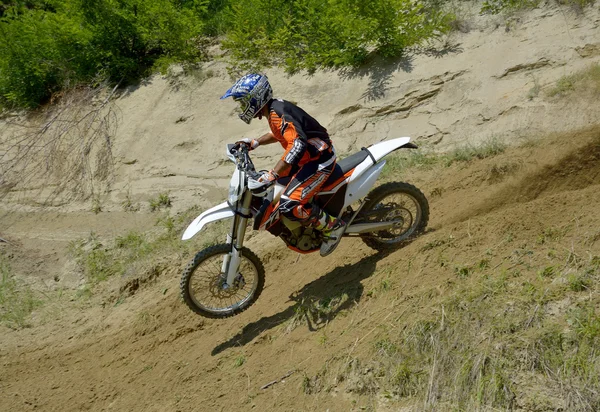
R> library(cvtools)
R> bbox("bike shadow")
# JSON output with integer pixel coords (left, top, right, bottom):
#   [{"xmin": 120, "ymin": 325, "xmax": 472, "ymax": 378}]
[{"xmin": 211, "ymin": 250, "xmax": 391, "ymax": 356}]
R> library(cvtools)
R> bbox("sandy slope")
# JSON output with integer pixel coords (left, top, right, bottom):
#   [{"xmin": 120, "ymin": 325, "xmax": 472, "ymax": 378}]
[
  {"xmin": 1, "ymin": 126, "xmax": 599, "ymax": 412},
  {"xmin": 1, "ymin": 3, "xmax": 600, "ymax": 412}
]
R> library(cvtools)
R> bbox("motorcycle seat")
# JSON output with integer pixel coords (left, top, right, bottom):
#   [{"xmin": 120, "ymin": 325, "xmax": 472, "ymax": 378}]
[
  {"xmin": 321, "ymin": 147, "xmax": 374, "ymax": 189},
  {"xmin": 276, "ymin": 148, "xmax": 374, "ymax": 190},
  {"xmin": 337, "ymin": 148, "xmax": 372, "ymax": 174}
]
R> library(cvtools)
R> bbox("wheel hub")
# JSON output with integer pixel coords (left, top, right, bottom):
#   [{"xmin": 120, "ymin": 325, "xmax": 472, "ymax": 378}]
[
  {"xmin": 210, "ymin": 273, "xmax": 245, "ymax": 297},
  {"xmin": 380, "ymin": 203, "xmax": 413, "ymax": 237}
]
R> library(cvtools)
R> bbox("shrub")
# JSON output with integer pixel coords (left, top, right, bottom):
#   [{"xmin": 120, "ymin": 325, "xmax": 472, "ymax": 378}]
[
  {"xmin": 223, "ymin": 0, "xmax": 452, "ymax": 74},
  {"xmin": 1, "ymin": 0, "xmax": 454, "ymax": 107},
  {"xmin": 0, "ymin": 5, "xmax": 93, "ymax": 107},
  {"xmin": 0, "ymin": 0, "xmax": 206, "ymax": 108},
  {"xmin": 78, "ymin": 0, "xmax": 206, "ymax": 79}
]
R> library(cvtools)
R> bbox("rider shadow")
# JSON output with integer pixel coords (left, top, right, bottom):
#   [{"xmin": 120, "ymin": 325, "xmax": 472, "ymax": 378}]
[{"xmin": 211, "ymin": 250, "xmax": 391, "ymax": 356}]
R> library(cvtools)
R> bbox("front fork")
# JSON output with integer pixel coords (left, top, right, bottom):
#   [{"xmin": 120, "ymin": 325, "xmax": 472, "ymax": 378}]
[{"xmin": 223, "ymin": 191, "xmax": 252, "ymax": 287}]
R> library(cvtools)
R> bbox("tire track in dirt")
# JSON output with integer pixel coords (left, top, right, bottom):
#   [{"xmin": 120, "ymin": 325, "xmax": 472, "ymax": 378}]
[{"xmin": 447, "ymin": 127, "xmax": 600, "ymax": 225}]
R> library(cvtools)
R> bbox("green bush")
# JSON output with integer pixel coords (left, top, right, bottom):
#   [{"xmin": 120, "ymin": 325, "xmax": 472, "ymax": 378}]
[
  {"xmin": 0, "ymin": 0, "xmax": 206, "ymax": 108},
  {"xmin": 0, "ymin": 4, "xmax": 92, "ymax": 107},
  {"xmin": 200, "ymin": 0, "xmax": 230, "ymax": 36},
  {"xmin": 223, "ymin": 0, "xmax": 452, "ymax": 74},
  {"xmin": 78, "ymin": 0, "xmax": 206, "ymax": 79},
  {"xmin": 1, "ymin": 0, "xmax": 453, "ymax": 107}
]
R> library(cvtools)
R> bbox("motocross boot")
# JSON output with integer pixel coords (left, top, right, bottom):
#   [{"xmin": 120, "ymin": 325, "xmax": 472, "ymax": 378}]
[{"xmin": 313, "ymin": 210, "xmax": 346, "ymax": 257}]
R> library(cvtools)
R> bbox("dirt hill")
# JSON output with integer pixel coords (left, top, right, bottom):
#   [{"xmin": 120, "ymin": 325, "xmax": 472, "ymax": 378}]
[{"xmin": 1, "ymin": 3, "xmax": 600, "ymax": 412}]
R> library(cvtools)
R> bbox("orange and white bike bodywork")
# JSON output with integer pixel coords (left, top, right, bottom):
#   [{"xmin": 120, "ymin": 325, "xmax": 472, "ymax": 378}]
[{"xmin": 180, "ymin": 137, "xmax": 429, "ymax": 318}]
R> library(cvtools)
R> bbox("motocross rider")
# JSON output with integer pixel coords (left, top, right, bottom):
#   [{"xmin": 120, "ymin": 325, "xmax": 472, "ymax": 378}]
[{"xmin": 221, "ymin": 73, "xmax": 345, "ymax": 257}]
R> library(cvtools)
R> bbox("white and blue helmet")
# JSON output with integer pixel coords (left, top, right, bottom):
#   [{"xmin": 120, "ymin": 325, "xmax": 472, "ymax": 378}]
[{"xmin": 221, "ymin": 73, "xmax": 273, "ymax": 124}]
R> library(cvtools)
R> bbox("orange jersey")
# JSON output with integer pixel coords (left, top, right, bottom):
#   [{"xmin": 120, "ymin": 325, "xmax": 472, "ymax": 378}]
[{"xmin": 267, "ymin": 99, "xmax": 334, "ymax": 168}]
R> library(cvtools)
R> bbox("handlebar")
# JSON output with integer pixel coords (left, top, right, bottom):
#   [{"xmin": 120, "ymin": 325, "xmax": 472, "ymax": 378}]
[{"xmin": 228, "ymin": 143, "xmax": 259, "ymax": 179}]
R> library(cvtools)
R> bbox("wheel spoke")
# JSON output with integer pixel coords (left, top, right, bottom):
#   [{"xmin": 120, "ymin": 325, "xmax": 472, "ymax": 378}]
[
  {"xmin": 359, "ymin": 183, "xmax": 429, "ymax": 251},
  {"xmin": 185, "ymin": 250, "xmax": 260, "ymax": 314}
]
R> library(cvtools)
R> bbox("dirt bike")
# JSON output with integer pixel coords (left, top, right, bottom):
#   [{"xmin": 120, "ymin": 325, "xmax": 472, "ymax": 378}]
[{"xmin": 180, "ymin": 137, "xmax": 429, "ymax": 318}]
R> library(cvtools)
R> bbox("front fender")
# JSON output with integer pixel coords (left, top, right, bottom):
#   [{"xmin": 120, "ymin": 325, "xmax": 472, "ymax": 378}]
[{"xmin": 182, "ymin": 202, "xmax": 234, "ymax": 240}]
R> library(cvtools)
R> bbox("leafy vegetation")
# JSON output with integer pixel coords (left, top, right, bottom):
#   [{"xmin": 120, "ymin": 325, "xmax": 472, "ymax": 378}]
[
  {"xmin": 0, "ymin": 0, "xmax": 206, "ymax": 108},
  {"xmin": 222, "ymin": 0, "xmax": 453, "ymax": 74},
  {"xmin": 3, "ymin": 0, "xmax": 598, "ymax": 108},
  {"xmin": 1, "ymin": 0, "xmax": 457, "ymax": 108}
]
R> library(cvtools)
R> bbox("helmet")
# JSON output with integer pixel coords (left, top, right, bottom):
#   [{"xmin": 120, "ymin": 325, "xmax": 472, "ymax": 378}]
[{"xmin": 220, "ymin": 74, "xmax": 273, "ymax": 124}]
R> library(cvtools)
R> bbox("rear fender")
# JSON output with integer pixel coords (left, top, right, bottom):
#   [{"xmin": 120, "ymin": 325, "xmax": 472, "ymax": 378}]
[
  {"xmin": 182, "ymin": 202, "xmax": 234, "ymax": 240},
  {"xmin": 350, "ymin": 137, "xmax": 412, "ymax": 181}
]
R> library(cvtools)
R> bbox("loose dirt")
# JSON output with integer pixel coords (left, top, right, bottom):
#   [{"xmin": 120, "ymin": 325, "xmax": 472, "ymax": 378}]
[{"xmin": 1, "ymin": 127, "xmax": 599, "ymax": 411}]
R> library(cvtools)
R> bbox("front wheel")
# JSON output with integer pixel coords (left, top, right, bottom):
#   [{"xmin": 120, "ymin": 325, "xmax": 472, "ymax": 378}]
[
  {"xmin": 359, "ymin": 182, "xmax": 429, "ymax": 252},
  {"xmin": 180, "ymin": 244, "xmax": 265, "ymax": 318}
]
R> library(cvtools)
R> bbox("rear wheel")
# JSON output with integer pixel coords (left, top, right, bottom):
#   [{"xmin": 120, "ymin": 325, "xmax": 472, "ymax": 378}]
[
  {"xmin": 359, "ymin": 182, "xmax": 429, "ymax": 252},
  {"xmin": 180, "ymin": 244, "xmax": 265, "ymax": 318}
]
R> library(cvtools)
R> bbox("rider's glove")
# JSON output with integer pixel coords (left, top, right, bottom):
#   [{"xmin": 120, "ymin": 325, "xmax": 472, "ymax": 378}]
[
  {"xmin": 236, "ymin": 138, "xmax": 260, "ymax": 151},
  {"xmin": 257, "ymin": 169, "xmax": 279, "ymax": 184},
  {"xmin": 248, "ymin": 169, "xmax": 279, "ymax": 192}
]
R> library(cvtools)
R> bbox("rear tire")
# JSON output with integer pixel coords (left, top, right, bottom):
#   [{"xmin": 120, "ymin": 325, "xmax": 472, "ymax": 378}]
[
  {"xmin": 180, "ymin": 244, "xmax": 265, "ymax": 318},
  {"xmin": 359, "ymin": 182, "xmax": 429, "ymax": 252}
]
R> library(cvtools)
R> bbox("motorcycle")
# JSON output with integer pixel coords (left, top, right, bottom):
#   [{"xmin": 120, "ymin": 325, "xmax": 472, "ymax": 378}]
[{"xmin": 180, "ymin": 137, "xmax": 429, "ymax": 318}]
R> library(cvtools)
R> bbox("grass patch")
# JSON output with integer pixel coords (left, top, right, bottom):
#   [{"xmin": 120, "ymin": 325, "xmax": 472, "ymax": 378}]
[
  {"xmin": 381, "ymin": 137, "xmax": 515, "ymax": 181},
  {"xmin": 233, "ymin": 355, "xmax": 246, "ymax": 368},
  {"xmin": 68, "ymin": 230, "xmax": 157, "ymax": 283},
  {"xmin": 303, "ymin": 250, "xmax": 600, "ymax": 410},
  {"xmin": 382, "ymin": 138, "xmax": 508, "ymax": 178},
  {"xmin": 91, "ymin": 195, "xmax": 102, "ymax": 214},
  {"xmin": 366, "ymin": 276, "xmax": 393, "ymax": 298},
  {"xmin": 480, "ymin": 0, "xmax": 541, "ymax": 15},
  {"xmin": 149, "ymin": 192, "xmax": 172, "ymax": 212},
  {"xmin": 568, "ymin": 272, "xmax": 591, "ymax": 292},
  {"xmin": 122, "ymin": 190, "xmax": 140, "ymax": 212},
  {"xmin": 527, "ymin": 76, "xmax": 541, "ymax": 100},
  {"xmin": 0, "ymin": 254, "xmax": 41, "ymax": 329},
  {"xmin": 444, "ymin": 138, "xmax": 507, "ymax": 166},
  {"xmin": 546, "ymin": 63, "xmax": 600, "ymax": 98},
  {"xmin": 68, "ymin": 208, "xmax": 229, "ymax": 290},
  {"xmin": 381, "ymin": 149, "xmax": 439, "ymax": 179}
]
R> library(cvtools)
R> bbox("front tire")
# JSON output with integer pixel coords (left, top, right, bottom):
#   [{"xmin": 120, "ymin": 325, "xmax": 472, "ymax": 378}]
[
  {"xmin": 180, "ymin": 244, "xmax": 265, "ymax": 318},
  {"xmin": 359, "ymin": 182, "xmax": 429, "ymax": 252}
]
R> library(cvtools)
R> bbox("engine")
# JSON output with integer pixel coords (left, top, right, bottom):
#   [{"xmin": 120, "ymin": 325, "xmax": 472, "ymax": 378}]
[{"xmin": 280, "ymin": 219, "xmax": 322, "ymax": 252}]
